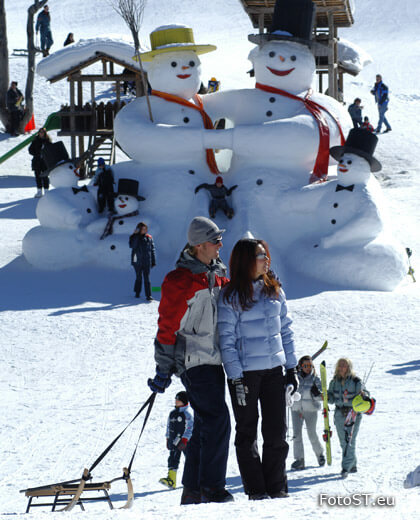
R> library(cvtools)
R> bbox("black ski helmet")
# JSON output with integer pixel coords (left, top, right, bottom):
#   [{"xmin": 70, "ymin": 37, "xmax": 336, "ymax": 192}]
[{"xmin": 175, "ymin": 391, "xmax": 189, "ymax": 405}]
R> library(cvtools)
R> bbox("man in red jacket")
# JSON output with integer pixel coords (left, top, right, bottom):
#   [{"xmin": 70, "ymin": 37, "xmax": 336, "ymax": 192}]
[{"xmin": 148, "ymin": 216, "xmax": 232, "ymax": 505}]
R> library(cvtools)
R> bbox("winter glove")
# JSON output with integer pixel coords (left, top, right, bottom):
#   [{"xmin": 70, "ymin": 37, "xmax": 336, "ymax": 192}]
[
  {"xmin": 177, "ymin": 438, "xmax": 188, "ymax": 452},
  {"xmin": 231, "ymin": 378, "xmax": 248, "ymax": 406},
  {"xmin": 310, "ymin": 383, "xmax": 321, "ymax": 397},
  {"xmin": 147, "ymin": 367, "xmax": 172, "ymax": 393},
  {"xmin": 227, "ymin": 185, "xmax": 238, "ymax": 195},
  {"xmin": 286, "ymin": 368, "xmax": 299, "ymax": 395}
]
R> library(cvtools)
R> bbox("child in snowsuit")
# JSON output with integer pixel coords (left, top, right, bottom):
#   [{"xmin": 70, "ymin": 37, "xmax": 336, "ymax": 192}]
[
  {"xmin": 129, "ymin": 222, "xmax": 156, "ymax": 300},
  {"xmin": 194, "ymin": 176, "xmax": 237, "ymax": 219},
  {"xmin": 159, "ymin": 391, "xmax": 194, "ymax": 489},
  {"xmin": 328, "ymin": 358, "xmax": 369, "ymax": 478},
  {"xmin": 92, "ymin": 157, "xmax": 115, "ymax": 214},
  {"xmin": 290, "ymin": 355, "xmax": 325, "ymax": 470}
]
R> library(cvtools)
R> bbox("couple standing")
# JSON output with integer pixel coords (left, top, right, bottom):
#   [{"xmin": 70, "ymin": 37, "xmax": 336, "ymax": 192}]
[{"xmin": 148, "ymin": 216, "xmax": 298, "ymax": 504}]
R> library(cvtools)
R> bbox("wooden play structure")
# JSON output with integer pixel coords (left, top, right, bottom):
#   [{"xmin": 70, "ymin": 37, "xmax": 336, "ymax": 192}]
[
  {"xmin": 239, "ymin": 0, "xmax": 355, "ymax": 100},
  {"xmin": 46, "ymin": 52, "xmax": 146, "ymax": 175}
]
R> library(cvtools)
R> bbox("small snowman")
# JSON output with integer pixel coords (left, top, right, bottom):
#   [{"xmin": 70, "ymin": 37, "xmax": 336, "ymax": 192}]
[
  {"xmin": 283, "ymin": 128, "xmax": 408, "ymax": 290},
  {"xmin": 203, "ymin": 0, "xmax": 350, "ymax": 188},
  {"xmin": 35, "ymin": 142, "xmax": 97, "ymax": 229},
  {"xmin": 86, "ymin": 178, "xmax": 145, "ymax": 238}
]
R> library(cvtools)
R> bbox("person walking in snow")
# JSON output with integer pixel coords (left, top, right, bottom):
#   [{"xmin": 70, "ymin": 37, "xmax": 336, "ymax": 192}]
[
  {"xmin": 36, "ymin": 4, "xmax": 54, "ymax": 57},
  {"xmin": 217, "ymin": 238, "xmax": 298, "ymax": 500},
  {"xmin": 147, "ymin": 216, "xmax": 232, "ymax": 505},
  {"xmin": 92, "ymin": 158, "xmax": 115, "ymax": 214},
  {"xmin": 129, "ymin": 222, "xmax": 156, "ymax": 300},
  {"xmin": 370, "ymin": 74, "xmax": 391, "ymax": 133},
  {"xmin": 290, "ymin": 355, "xmax": 325, "ymax": 471},
  {"xmin": 348, "ymin": 98, "xmax": 363, "ymax": 129},
  {"xmin": 159, "ymin": 391, "xmax": 194, "ymax": 490},
  {"xmin": 328, "ymin": 358, "xmax": 370, "ymax": 478},
  {"xmin": 28, "ymin": 127, "xmax": 51, "ymax": 198}
]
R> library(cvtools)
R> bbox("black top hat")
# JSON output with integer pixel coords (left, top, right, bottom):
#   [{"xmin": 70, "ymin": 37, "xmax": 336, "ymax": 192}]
[
  {"xmin": 330, "ymin": 128, "xmax": 382, "ymax": 172},
  {"xmin": 41, "ymin": 141, "xmax": 71, "ymax": 172},
  {"xmin": 117, "ymin": 178, "xmax": 145, "ymax": 201},
  {"xmin": 248, "ymin": 0, "xmax": 316, "ymax": 49}
]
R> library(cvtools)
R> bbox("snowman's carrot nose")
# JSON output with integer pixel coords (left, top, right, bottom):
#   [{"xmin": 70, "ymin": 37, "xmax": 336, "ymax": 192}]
[
  {"xmin": 182, "ymin": 65, "xmax": 190, "ymax": 70},
  {"xmin": 278, "ymin": 55, "xmax": 285, "ymax": 62}
]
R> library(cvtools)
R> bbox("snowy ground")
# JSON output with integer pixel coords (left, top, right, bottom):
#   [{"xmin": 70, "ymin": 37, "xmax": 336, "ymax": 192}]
[{"xmin": 1, "ymin": 0, "xmax": 419, "ymax": 518}]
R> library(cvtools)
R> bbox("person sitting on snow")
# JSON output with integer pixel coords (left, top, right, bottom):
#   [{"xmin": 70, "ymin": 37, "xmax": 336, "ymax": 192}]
[
  {"xmin": 194, "ymin": 176, "xmax": 237, "ymax": 219},
  {"xmin": 361, "ymin": 116, "xmax": 374, "ymax": 133},
  {"xmin": 159, "ymin": 391, "xmax": 193, "ymax": 490},
  {"xmin": 92, "ymin": 157, "xmax": 115, "ymax": 214}
]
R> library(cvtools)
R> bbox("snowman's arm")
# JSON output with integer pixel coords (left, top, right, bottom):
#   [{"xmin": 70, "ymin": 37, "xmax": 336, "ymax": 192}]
[
  {"xmin": 36, "ymin": 193, "xmax": 83, "ymax": 229},
  {"xmin": 85, "ymin": 218, "xmax": 109, "ymax": 235},
  {"xmin": 322, "ymin": 204, "xmax": 383, "ymax": 249},
  {"xmin": 279, "ymin": 184, "xmax": 326, "ymax": 213}
]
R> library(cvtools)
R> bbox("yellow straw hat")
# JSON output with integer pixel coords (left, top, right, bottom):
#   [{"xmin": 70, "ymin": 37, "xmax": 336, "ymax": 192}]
[{"xmin": 135, "ymin": 25, "xmax": 216, "ymax": 62}]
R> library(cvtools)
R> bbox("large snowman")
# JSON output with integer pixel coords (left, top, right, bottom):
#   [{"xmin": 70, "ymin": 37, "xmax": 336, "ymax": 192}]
[
  {"xmin": 113, "ymin": 25, "xmax": 226, "ymax": 261},
  {"xmin": 281, "ymin": 129, "xmax": 408, "ymax": 290},
  {"xmin": 203, "ymin": 0, "xmax": 350, "ymax": 190}
]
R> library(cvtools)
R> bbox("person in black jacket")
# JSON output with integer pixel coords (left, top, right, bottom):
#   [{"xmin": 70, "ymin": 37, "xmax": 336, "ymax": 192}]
[
  {"xmin": 6, "ymin": 81, "xmax": 24, "ymax": 136},
  {"xmin": 92, "ymin": 158, "xmax": 115, "ymax": 213},
  {"xmin": 63, "ymin": 33, "xmax": 74, "ymax": 46},
  {"xmin": 129, "ymin": 222, "xmax": 156, "ymax": 300},
  {"xmin": 28, "ymin": 128, "xmax": 51, "ymax": 197}
]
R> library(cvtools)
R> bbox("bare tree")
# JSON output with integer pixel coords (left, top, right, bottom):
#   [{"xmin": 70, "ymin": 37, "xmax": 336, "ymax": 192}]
[
  {"xmin": 0, "ymin": 0, "xmax": 48, "ymax": 133},
  {"xmin": 111, "ymin": 0, "xmax": 153, "ymax": 121}
]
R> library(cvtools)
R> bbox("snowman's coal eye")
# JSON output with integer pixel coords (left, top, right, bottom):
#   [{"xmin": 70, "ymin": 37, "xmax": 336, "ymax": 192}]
[
  {"xmin": 269, "ymin": 51, "xmax": 275, "ymax": 58},
  {"xmin": 189, "ymin": 61, "xmax": 195, "ymax": 67},
  {"xmin": 125, "ymin": 197, "xmax": 129, "ymax": 200},
  {"xmin": 171, "ymin": 61, "xmax": 177, "ymax": 68},
  {"xmin": 339, "ymin": 159, "xmax": 344, "ymax": 164},
  {"xmin": 347, "ymin": 160, "xmax": 352, "ymax": 165},
  {"xmin": 68, "ymin": 165, "xmax": 73, "ymax": 169},
  {"xmin": 290, "ymin": 55, "xmax": 296, "ymax": 61}
]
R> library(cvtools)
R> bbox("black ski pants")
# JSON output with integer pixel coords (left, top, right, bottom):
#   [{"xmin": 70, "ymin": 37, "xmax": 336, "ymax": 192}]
[
  {"xmin": 34, "ymin": 169, "xmax": 49, "ymax": 190},
  {"xmin": 168, "ymin": 448, "xmax": 183, "ymax": 471},
  {"xmin": 181, "ymin": 364, "xmax": 230, "ymax": 491},
  {"xmin": 133, "ymin": 265, "xmax": 151, "ymax": 298},
  {"xmin": 97, "ymin": 188, "xmax": 115, "ymax": 213},
  {"xmin": 228, "ymin": 366, "xmax": 289, "ymax": 496}
]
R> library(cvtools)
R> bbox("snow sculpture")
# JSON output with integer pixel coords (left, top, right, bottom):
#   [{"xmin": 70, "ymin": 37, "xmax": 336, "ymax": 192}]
[
  {"xmin": 282, "ymin": 129, "xmax": 408, "ymax": 290},
  {"xmin": 203, "ymin": 0, "xmax": 350, "ymax": 188}
]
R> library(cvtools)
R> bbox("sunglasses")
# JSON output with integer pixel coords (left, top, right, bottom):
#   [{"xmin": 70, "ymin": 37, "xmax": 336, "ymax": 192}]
[
  {"xmin": 256, "ymin": 253, "xmax": 268, "ymax": 260},
  {"xmin": 301, "ymin": 363, "xmax": 313, "ymax": 368},
  {"xmin": 209, "ymin": 237, "xmax": 222, "ymax": 245}
]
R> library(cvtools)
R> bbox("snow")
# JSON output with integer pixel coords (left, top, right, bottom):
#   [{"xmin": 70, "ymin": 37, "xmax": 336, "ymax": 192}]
[{"xmin": 1, "ymin": 0, "xmax": 419, "ymax": 518}]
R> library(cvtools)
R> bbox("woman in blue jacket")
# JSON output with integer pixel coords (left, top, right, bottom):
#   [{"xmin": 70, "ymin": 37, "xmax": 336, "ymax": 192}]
[{"xmin": 217, "ymin": 238, "xmax": 298, "ymax": 500}]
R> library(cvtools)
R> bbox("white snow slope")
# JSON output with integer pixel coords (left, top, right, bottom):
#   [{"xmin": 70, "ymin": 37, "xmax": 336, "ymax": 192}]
[{"xmin": 0, "ymin": 0, "xmax": 419, "ymax": 518}]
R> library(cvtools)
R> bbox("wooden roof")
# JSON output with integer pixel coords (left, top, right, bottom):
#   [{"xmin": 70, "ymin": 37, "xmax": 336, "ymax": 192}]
[{"xmin": 239, "ymin": 0, "xmax": 354, "ymax": 30}]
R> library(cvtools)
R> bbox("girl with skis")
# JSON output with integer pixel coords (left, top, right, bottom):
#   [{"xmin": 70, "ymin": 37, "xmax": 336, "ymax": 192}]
[
  {"xmin": 290, "ymin": 355, "xmax": 325, "ymax": 470},
  {"xmin": 328, "ymin": 358, "xmax": 369, "ymax": 478},
  {"xmin": 217, "ymin": 238, "xmax": 298, "ymax": 500}
]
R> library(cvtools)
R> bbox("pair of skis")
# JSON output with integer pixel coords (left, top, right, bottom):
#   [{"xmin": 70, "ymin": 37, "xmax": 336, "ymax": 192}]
[{"xmin": 320, "ymin": 359, "xmax": 332, "ymax": 466}]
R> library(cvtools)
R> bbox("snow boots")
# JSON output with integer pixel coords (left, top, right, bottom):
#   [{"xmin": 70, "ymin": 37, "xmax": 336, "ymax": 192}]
[
  {"xmin": 291, "ymin": 459, "xmax": 305, "ymax": 470},
  {"xmin": 159, "ymin": 469, "xmax": 177, "ymax": 489},
  {"xmin": 318, "ymin": 454, "xmax": 326, "ymax": 466},
  {"xmin": 200, "ymin": 487, "xmax": 234, "ymax": 503},
  {"xmin": 34, "ymin": 189, "xmax": 42, "ymax": 198}
]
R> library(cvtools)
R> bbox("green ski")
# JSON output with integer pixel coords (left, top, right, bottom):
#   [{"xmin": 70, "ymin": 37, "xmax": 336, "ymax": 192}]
[
  {"xmin": 311, "ymin": 340, "xmax": 328, "ymax": 361},
  {"xmin": 320, "ymin": 361, "xmax": 332, "ymax": 465}
]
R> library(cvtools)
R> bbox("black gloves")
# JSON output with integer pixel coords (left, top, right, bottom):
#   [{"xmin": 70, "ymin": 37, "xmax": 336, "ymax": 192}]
[
  {"xmin": 310, "ymin": 383, "xmax": 321, "ymax": 397},
  {"xmin": 231, "ymin": 378, "xmax": 248, "ymax": 406},
  {"xmin": 147, "ymin": 367, "xmax": 172, "ymax": 393},
  {"xmin": 286, "ymin": 368, "xmax": 299, "ymax": 395}
]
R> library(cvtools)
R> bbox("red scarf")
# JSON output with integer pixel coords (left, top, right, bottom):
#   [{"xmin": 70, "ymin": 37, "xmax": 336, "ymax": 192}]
[
  {"xmin": 151, "ymin": 90, "xmax": 220, "ymax": 175},
  {"xmin": 256, "ymin": 83, "xmax": 345, "ymax": 182}
]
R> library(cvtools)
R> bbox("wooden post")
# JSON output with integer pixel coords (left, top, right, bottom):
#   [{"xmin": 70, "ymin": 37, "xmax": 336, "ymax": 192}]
[
  {"xmin": 327, "ymin": 12, "xmax": 336, "ymax": 100},
  {"xmin": 77, "ymin": 79, "xmax": 84, "ymax": 158},
  {"xmin": 69, "ymin": 79, "xmax": 76, "ymax": 158}
]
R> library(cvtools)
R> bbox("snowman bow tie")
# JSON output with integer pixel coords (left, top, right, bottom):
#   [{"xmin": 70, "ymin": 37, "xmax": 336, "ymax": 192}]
[
  {"xmin": 72, "ymin": 185, "xmax": 89, "ymax": 194},
  {"xmin": 335, "ymin": 184, "xmax": 355, "ymax": 192}
]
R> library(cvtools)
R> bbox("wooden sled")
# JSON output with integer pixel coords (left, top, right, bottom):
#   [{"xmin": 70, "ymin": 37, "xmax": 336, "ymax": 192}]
[
  {"xmin": 21, "ymin": 467, "xmax": 134, "ymax": 512},
  {"xmin": 20, "ymin": 393, "xmax": 154, "ymax": 513}
]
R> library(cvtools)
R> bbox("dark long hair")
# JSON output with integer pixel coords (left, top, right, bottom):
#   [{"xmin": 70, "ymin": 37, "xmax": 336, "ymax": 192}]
[{"xmin": 223, "ymin": 238, "xmax": 281, "ymax": 311}]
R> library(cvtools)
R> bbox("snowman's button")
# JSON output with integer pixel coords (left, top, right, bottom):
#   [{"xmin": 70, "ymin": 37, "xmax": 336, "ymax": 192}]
[
  {"xmin": 266, "ymin": 111, "xmax": 273, "ymax": 117},
  {"xmin": 331, "ymin": 219, "xmax": 336, "ymax": 225},
  {"xmin": 87, "ymin": 208, "xmax": 92, "ymax": 213},
  {"xmin": 257, "ymin": 179, "xmax": 263, "ymax": 185},
  {"xmin": 110, "ymin": 245, "xmax": 116, "ymax": 250},
  {"xmin": 119, "ymin": 220, "xmax": 124, "ymax": 225},
  {"xmin": 314, "ymin": 244, "xmax": 319, "ymax": 248},
  {"xmin": 333, "ymin": 203, "xmax": 338, "ymax": 208},
  {"xmin": 188, "ymin": 169, "xmax": 195, "ymax": 175},
  {"xmin": 269, "ymin": 97, "xmax": 276, "ymax": 103},
  {"xmin": 183, "ymin": 117, "xmax": 190, "ymax": 124}
]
